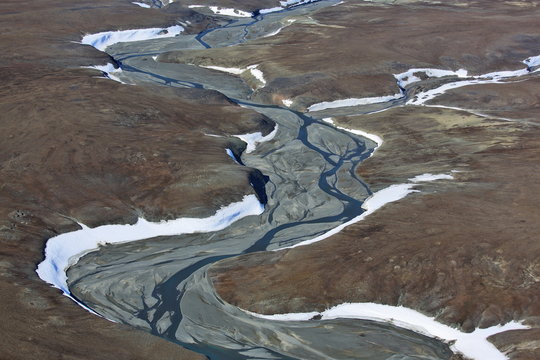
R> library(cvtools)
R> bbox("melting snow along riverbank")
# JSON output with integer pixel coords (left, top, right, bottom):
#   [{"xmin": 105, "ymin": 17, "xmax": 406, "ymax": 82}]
[
  {"xmin": 250, "ymin": 303, "xmax": 527, "ymax": 360},
  {"xmin": 36, "ymin": 195, "xmax": 264, "ymax": 297},
  {"xmin": 307, "ymin": 54, "xmax": 540, "ymax": 113},
  {"xmin": 261, "ymin": 168, "xmax": 528, "ymax": 360},
  {"xmin": 81, "ymin": 25, "xmax": 184, "ymax": 51}
]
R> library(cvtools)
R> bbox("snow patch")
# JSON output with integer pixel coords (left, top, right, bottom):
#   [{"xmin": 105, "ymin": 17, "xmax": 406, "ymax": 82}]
[
  {"xmin": 188, "ymin": 5, "xmax": 252, "ymax": 17},
  {"xmin": 322, "ymin": 117, "xmax": 382, "ymax": 149},
  {"xmin": 308, "ymin": 94, "xmax": 402, "ymax": 112},
  {"xmin": 81, "ymin": 25, "xmax": 184, "ymax": 52},
  {"xmin": 283, "ymin": 184, "xmax": 416, "ymax": 249},
  {"xmin": 409, "ymin": 173, "xmax": 454, "ymax": 182},
  {"xmin": 280, "ymin": 0, "xmax": 305, "ymax": 6},
  {"xmin": 479, "ymin": 68, "xmax": 529, "ymax": 80},
  {"xmin": 201, "ymin": 65, "xmax": 246, "ymax": 75},
  {"xmin": 263, "ymin": 26, "xmax": 285, "ymax": 38},
  {"xmin": 247, "ymin": 64, "xmax": 266, "ymax": 87},
  {"xmin": 252, "ymin": 303, "xmax": 528, "ymax": 360},
  {"xmin": 263, "ymin": 19, "xmax": 296, "ymax": 37},
  {"xmin": 524, "ymin": 55, "xmax": 540, "ymax": 68},
  {"xmin": 84, "ymin": 63, "xmax": 126, "ymax": 84},
  {"xmin": 200, "ymin": 64, "xmax": 265, "ymax": 88},
  {"xmin": 408, "ymin": 79, "xmax": 500, "ymax": 106},
  {"xmin": 208, "ymin": 6, "xmax": 252, "ymax": 17},
  {"xmin": 132, "ymin": 2, "xmax": 151, "ymax": 8},
  {"xmin": 234, "ymin": 125, "xmax": 278, "ymax": 153},
  {"xmin": 282, "ymin": 99, "xmax": 293, "ymax": 107},
  {"xmin": 280, "ymin": 0, "xmax": 318, "ymax": 8},
  {"xmin": 259, "ymin": 6, "xmax": 284, "ymax": 14},
  {"xmin": 36, "ymin": 195, "xmax": 264, "ymax": 300},
  {"xmin": 259, "ymin": 0, "xmax": 318, "ymax": 15},
  {"xmin": 405, "ymin": 54, "xmax": 540, "ymax": 106},
  {"xmin": 395, "ymin": 68, "xmax": 468, "ymax": 88}
]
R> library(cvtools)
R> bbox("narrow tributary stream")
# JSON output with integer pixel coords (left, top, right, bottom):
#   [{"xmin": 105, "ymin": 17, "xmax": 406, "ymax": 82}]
[{"xmin": 51, "ymin": 1, "xmax": 459, "ymax": 359}]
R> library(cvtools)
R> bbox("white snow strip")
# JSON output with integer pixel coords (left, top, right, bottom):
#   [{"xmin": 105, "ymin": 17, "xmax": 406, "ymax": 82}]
[
  {"xmin": 247, "ymin": 64, "xmax": 267, "ymax": 86},
  {"xmin": 524, "ymin": 55, "xmax": 540, "ymax": 68},
  {"xmin": 208, "ymin": 6, "xmax": 252, "ymax": 17},
  {"xmin": 404, "ymin": 54, "xmax": 540, "ymax": 106},
  {"xmin": 282, "ymin": 99, "xmax": 293, "ymax": 107},
  {"xmin": 479, "ymin": 68, "xmax": 529, "ymax": 80},
  {"xmin": 395, "ymin": 68, "xmax": 469, "ymax": 88},
  {"xmin": 132, "ymin": 2, "xmax": 151, "ymax": 8},
  {"xmin": 252, "ymin": 303, "xmax": 528, "ymax": 360},
  {"xmin": 408, "ymin": 79, "xmax": 500, "ymax": 106},
  {"xmin": 36, "ymin": 195, "xmax": 264, "ymax": 297},
  {"xmin": 259, "ymin": 7, "xmax": 285, "ymax": 14},
  {"xmin": 302, "ymin": 63, "xmax": 507, "ymax": 114},
  {"xmin": 263, "ymin": 26, "xmax": 285, "ymax": 38},
  {"xmin": 201, "ymin": 64, "xmax": 266, "ymax": 89},
  {"xmin": 308, "ymin": 94, "xmax": 402, "ymax": 112},
  {"xmin": 84, "ymin": 63, "xmax": 126, "ymax": 84},
  {"xmin": 81, "ymin": 25, "xmax": 184, "ymax": 52},
  {"xmin": 284, "ymin": 183, "xmax": 417, "ymax": 249},
  {"xmin": 253, "ymin": 310, "xmax": 319, "ymax": 321},
  {"xmin": 322, "ymin": 117, "xmax": 382, "ymax": 149},
  {"xmin": 188, "ymin": 5, "xmax": 252, "ymax": 17},
  {"xmin": 201, "ymin": 65, "xmax": 246, "ymax": 75},
  {"xmin": 280, "ymin": 0, "xmax": 304, "ymax": 6},
  {"xmin": 284, "ymin": 172, "xmax": 453, "ymax": 249},
  {"xmin": 226, "ymin": 148, "xmax": 241, "ymax": 165},
  {"xmin": 280, "ymin": 0, "xmax": 317, "ymax": 8},
  {"xmin": 259, "ymin": 0, "xmax": 318, "ymax": 15},
  {"xmin": 409, "ymin": 173, "xmax": 454, "ymax": 182},
  {"xmin": 234, "ymin": 125, "xmax": 278, "ymax": 153}
]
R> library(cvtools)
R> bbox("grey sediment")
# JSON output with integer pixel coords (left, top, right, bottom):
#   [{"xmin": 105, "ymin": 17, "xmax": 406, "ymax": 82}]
[{"xmin": 67, "ymin": 1, "xmax": 455, "ymax": 359}]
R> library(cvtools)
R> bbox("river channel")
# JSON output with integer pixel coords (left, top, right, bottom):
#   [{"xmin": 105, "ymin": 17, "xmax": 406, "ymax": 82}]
[{"xmin": 65, "ymin": 1, "xmax": 455, "ymax": 359}]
